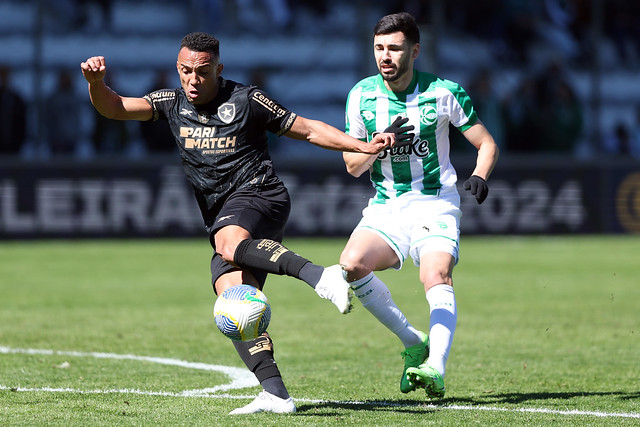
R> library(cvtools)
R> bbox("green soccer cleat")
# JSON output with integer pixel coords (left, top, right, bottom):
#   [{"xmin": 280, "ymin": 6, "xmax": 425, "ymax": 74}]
[
  {"xmin": 399, "ymin": 331, "xmax": 429, "ymax": 393},
  {"xmin": 405, "ymin": 362, "xmax": 445, "ymax": 399}
]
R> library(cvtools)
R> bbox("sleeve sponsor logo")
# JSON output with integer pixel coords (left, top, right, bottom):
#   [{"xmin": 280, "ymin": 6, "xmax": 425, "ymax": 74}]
[
  {"xmin": 277, "ymin": 113, "xmax": 297, "ymax": 136},
  {"xmin": 252, "ymin": 91, "xmax": 287, "ymax": 117},
  {"xmin": 148, "ymin": 91, "xmax": 176, "ymax": 100}
]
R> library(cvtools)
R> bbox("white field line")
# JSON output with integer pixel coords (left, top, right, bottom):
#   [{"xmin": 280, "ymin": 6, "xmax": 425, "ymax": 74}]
[
  {"xmin": 0, "ymin": 345, "xmax": 258, "ymax": 394},
  {"xmin": 1, "ymin": 346, "xmax": 638, "ymax": 420}
]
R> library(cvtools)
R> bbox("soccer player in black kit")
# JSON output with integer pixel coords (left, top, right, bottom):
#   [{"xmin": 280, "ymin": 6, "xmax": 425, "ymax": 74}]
[{"xmin": 81, "ymin": 32, "xmax": 400, "ymax": 414}]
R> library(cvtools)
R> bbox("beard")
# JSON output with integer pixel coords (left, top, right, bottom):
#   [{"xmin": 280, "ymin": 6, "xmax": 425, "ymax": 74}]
[{"xmin": 379, "ymin": 55, "xmax": 411, "ymax": 82}]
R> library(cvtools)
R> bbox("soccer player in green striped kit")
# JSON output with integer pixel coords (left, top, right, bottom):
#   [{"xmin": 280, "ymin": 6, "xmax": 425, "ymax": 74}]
[{"xmin": 339, "ymin": 12, "xmax": 499, "ymax": 399}]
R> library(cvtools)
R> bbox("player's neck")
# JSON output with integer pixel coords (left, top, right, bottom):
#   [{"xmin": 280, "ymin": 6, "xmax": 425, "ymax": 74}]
[{"xmin": 383, "ymin": 70, "xmax": 414, "ymax": 93}]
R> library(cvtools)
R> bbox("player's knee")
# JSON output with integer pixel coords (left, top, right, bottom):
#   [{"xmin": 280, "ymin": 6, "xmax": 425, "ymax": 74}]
[
  {"xmin": 216, "ymin": 243, "xmax": 237, "ymax": 264},
  {"xmin": 339, "ymin": 249, "xmax": 370, "ymax": 280},
  {"xmin": 213, "ymin": 226, "xmax": 250, "ymax": 264},
  {"xmin": 214, "ymin": 233, "xmax": 242, "ymax": 264},
  {"xmin": 420, "ymin": 270, "xmax": 453, "ymax": 290}
]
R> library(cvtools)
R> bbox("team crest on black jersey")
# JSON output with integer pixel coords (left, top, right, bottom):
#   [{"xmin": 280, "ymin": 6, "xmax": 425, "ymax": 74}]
[{"xmin": 217, "ymin": 103, "xmax": 236, "ymax": 124}]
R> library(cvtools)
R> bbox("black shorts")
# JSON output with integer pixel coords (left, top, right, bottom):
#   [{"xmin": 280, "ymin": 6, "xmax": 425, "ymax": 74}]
[{"xmin": 208, "ymin": 183, "xmax": 291, "ymax": 291}]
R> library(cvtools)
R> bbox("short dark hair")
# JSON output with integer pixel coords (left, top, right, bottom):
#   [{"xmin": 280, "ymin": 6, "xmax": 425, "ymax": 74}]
[
  {"xmin": 180, "ymin": 32, "xmax": 220, "ymax": 58},
  {"xmin": 374, "ymin": 12, "xmax": 420, "ymax": 45}
]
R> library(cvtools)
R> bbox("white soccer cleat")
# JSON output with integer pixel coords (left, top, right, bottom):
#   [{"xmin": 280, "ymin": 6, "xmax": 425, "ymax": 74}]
[
  {"xmin": 229, "ymin": 390, "xmax": 296, "ymax": 415},
  {"xmin": 314, "ymin": 264, "xmax": 353, "ymax": 314}
]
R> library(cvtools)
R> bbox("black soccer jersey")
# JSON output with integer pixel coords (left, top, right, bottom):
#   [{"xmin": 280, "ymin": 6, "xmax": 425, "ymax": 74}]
[{"xmin": 144, "ymin": 77, "xmax": 297, "ymax": 228}]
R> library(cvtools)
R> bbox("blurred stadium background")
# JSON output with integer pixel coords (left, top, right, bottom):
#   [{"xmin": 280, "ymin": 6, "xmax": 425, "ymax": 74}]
[{"xmin": 0, "ymin": 0, "xmax": 639, "ymax": 238}]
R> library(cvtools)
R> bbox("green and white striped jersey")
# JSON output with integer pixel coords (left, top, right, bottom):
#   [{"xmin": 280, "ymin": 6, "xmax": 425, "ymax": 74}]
[{"xmin": 346, "ymin": 70, "xmax": 478, "ymax": 204}]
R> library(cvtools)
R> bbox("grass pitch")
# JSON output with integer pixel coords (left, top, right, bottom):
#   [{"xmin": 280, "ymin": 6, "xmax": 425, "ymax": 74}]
[{"xmin": 1, "ymin": 236, "xmax": 639, "ymax": 425}]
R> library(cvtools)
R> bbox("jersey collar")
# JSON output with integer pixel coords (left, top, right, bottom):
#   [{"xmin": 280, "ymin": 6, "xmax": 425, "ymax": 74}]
[{"xmin": 377, "ymin": 70, "xmax": 418, "ymax": 100}]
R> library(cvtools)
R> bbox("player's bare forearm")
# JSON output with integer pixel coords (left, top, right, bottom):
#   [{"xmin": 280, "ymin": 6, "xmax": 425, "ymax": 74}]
[
  {"xmin": 472, "ymin": 140, "xmax": 499, "ymax": 180},
  {"xmin": 87, "ymin": 80, "xmax": 126, "ymax": 119},
  {"xmin": 85, "ymin": 81, "xmax": 152, "ymax": 121},
  {"xmin": 343, "ymin": 152, "xmax": 377, "ymax": 177},
  {"xmin": 287, "ymin": 117, "xmax": 393, "ymax": 154},
  {"xmin": 463, "ymin": 122, "xmax": 499, "ymax": 180}
]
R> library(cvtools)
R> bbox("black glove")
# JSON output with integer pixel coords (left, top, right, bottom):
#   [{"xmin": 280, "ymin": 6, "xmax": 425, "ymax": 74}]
[
  {"xmin": 463, "ymin": 175, "xmax": 489, "ymax": 204},
  {"xmin": 378, "ymin": 116, "xmax": 415, "ymax": 147}
]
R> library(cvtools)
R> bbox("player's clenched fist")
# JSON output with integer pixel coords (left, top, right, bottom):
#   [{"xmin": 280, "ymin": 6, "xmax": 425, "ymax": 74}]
[
  {"xmin": 365, "ymin": 132, "xmax": 395, "ymax": 154},
  {"xmin": 80, "ymin": 56, "xmax": 107, "ymax": 83}
]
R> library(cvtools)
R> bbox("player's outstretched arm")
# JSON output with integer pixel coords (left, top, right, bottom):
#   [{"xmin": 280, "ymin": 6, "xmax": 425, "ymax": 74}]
[
  {"xmin": 285, "ymin": 116, "xmax": 394, "ymax": 154},
  {"xmin": 343, "ymin": 152, "xmax": 377, "ymax": 178},
  {"xmin": 80, "ymin": 56, "xmax": 153, "ymax": 121},
  {"xmin": 342, "ymin": 116, "xmax": 415, "ymax": 177}
]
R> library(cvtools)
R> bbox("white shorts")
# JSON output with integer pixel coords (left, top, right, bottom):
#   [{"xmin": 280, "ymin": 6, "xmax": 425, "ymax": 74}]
[{"xmin": 353, "ymin": 189, "xmax": 461, "ymax": 269}]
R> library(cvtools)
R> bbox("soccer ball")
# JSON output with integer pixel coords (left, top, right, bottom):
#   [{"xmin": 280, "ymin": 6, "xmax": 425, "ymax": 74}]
[{"xmin": 213, "ymin": 284, "xmax": 271, "ymax": 341}]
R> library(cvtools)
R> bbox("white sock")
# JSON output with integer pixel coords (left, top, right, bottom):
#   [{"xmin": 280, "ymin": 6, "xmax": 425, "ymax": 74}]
[
  {"xmin": 350, "ymin": 272, "xmax": 422, "ymax": 348},
  {"xmin": 425, "ymin": 284, "xmax": 457, "ymax": 378}
]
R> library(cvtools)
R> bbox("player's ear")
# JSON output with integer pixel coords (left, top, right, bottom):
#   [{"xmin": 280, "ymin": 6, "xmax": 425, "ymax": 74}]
[
  {"xmin": 217, "ymin": 63, "xmax": 224, "ymax": 75},
  {"xmin": 412, "ymin": 43, "xmax": 420, "ymax": 60}
]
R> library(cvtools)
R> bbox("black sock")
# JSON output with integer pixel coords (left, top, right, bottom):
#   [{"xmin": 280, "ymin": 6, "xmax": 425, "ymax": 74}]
[
  {"xmin": 234, "ymin": 239, "xmax": 321, "ymax": 287},
  {"xmin": 261, "ymin": 376, "xmax": 290, "ymax": 400},
  {"xmin": 232, "ymin": 333, "xmax": 289, "ymax": 399},
  {"xmin": 298, "ymin": 262, "xmax": 324, "ymax": 288}
]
